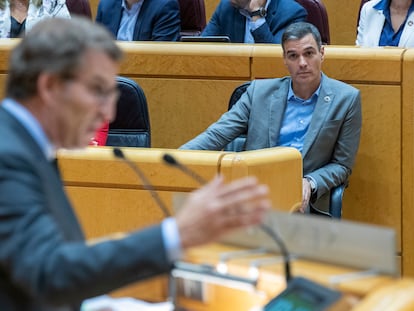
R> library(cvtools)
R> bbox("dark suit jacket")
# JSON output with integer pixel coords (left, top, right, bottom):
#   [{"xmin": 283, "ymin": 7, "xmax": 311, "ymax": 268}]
[
  {"xmin": 202, "ymin": 0, "xmax": 307, "ymax": 43},
  {"xmin": 180, "ymin": 75, "xmax": 362, "ymax": 212},
  {"xmin": 96, "ymin": 0, "xmax": 181, "ymax": 41},
  {"xmin": 0, "ymin": 106, "xmax": 170, "ymax": 311}
]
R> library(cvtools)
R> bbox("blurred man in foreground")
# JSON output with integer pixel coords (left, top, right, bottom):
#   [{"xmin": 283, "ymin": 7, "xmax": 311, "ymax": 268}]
[{"xmin": 0, "ymin": 17, "xmax": 270, "ymax": 310}]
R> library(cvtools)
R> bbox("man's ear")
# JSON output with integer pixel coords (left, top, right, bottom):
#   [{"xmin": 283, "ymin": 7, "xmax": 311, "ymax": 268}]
[
  {"xmin": 283, "ymin": 53, "xmax": 288, "ymax": 67},
  {"xmin": 37, "ymin": 73, "xmax": 61, "ymax": 106},
  {"xmin": 320, "ymin": 46, "xmax": 325, "ymax": 62}
]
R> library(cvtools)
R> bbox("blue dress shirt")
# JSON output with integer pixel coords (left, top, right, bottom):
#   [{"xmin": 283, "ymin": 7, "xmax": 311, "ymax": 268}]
[
  {"xmin": 277, "ymin": 79, "xmax": 321, "ymax": 153},
  {"xmin": 117, "ymin": 0, "xmax": 144, "ymax": 41}
]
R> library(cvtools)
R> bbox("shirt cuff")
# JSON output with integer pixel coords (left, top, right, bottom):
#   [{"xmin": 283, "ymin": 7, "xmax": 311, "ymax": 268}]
[{"xmin": 161, "ymin": 217, "xmax": 183, "ymax": 262}]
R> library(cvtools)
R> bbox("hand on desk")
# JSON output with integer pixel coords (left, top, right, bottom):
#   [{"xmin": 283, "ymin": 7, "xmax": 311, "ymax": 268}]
[{"xmin": 176, "ymin": 175, "xmax": 271, "ymax": 249}]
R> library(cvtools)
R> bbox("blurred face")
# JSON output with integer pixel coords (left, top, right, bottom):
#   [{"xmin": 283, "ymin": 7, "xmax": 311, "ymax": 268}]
[
  {"xmin": 283, "ymin": 33, "xmax": 324, "ymax": 91},
  {"xmin": 46, "ymin": 49, "xmax": 119, "ymax": 148}
]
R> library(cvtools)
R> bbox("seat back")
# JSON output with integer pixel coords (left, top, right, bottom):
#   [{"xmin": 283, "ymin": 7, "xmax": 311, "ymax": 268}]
[
  {"xmin": 178, "ymin": 0, "xmax": 207, "ymax": 37},
  {"xmin": 66, "ymin": 0, "xmax": 92, "ymax": 18},
  {"xmin": 106, "ymin": 77, "xmax": 151, "ymax": 147},
  {"xmin": 295, "ymin": 0, "xmax": 330, "ymax": 45},
  {"xmin": 223, "ymin": 82, "xmax": 251, "ymax": 152}
]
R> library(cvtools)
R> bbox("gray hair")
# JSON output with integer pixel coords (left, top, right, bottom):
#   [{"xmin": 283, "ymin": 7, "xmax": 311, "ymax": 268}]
[
  {"xmin": 6, "ymin": 16, "xmax": 123, "ymax": 99},
  {"xmin": 281, "ymin": 22, "xmax": 322, "ymax": 52}
]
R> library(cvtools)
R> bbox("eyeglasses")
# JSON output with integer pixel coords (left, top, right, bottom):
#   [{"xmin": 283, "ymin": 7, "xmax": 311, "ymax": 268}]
[{"xmin": 66, "ymin": 76, "xmax": 120, "ymax": 105}]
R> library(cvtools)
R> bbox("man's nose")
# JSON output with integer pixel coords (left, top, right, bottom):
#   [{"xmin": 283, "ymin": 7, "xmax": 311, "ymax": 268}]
[
  {"xmin": 100, "ymin": 98, "xmax": 117, "ymax": 123},
  {"xmin": 299, "ymin": 55, "xmax": 307, "ymax": 66}
]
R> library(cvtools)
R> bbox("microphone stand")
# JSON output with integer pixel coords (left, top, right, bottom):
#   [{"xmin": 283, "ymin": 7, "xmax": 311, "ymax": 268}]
[{"xmin": 163, "ymin": 153, "xmax": 292, "ymax": 284}]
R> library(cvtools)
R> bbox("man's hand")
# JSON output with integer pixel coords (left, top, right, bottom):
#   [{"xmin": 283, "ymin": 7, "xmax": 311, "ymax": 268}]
[
  {"xmin": 300, "ymin": 178, "xmax": 312, "ymax": 213},
  {"xmin": 176, "ymin": 175, "xmax": 271, "ymax": 249},
  {"xmin": 230, "ymin": 0, "xmax": 266, "ymax": 12}
]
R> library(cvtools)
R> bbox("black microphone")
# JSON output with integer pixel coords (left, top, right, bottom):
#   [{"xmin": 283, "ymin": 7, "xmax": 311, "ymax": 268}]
[
  {"xmin": 113, "ymin": 147, "xmax": 171, "ymax": 217},
  {"xmin": 162, "ymin": 153, "xmax": 291, "ymax": 283},
  {"xmin": 163, "ymin": 153, "xmax": 207, "ymax": 185}
]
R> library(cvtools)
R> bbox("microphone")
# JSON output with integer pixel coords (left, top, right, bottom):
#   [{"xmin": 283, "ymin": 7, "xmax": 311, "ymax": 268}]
[
  {"xmin": 163, "ymin": 154, "xmax": 207, "ymax": 185},
  {"xmin": 162, "ymin": 153, "xmax": 291, "ymax": 283},
  {"xmin": 113, "ymin": 147, "xmax": 171, "ymax": 217}
]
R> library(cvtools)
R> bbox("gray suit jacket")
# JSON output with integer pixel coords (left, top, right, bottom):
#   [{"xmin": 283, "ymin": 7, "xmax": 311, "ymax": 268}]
[
  {"xmin": 181, "ymin": 74, "xmax": 362, "ymax": 212},
  {"xmin": 0, "ymin": 106, "xmax": 170, "ymax": 311}
]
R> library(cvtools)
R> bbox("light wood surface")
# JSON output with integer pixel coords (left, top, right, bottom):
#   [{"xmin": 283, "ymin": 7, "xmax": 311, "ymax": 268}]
[
  {"xmin": 402, "ymin": 49, "xmax": 414, "ymax": 277},
  {"xmin": 58, "ymin": 147, "xmax": 302, "ymax": 301},
  {"xmin": 178, "ymin": 243, "xmax": 400, "ymax": 311},
  {"xmin": 59, "ymin": 147, "xmax": 302, "ymax": 224}
]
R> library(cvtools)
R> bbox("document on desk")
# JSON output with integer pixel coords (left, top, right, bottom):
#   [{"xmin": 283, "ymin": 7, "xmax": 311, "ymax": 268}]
[{"xmin": 81, "ymin": 295, "xmax": 174, "ymax": 311}]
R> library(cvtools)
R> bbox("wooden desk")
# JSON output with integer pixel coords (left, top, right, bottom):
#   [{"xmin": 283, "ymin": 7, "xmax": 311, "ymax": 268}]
[
  {"xmin": 58, "ymin": 147, "xmax": 302, "ymax": 301},
  {"xmin": 176, "ymin": 243, "xmax": 398, "ymax": 311}
]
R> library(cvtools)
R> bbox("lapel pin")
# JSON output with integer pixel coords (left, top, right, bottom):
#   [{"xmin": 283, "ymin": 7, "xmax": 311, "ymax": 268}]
[
  {"xmin": 408, "ymin": 21, "xmax": 413, "ymax": 27},
  {"xmin": 324, "ymin": 96, "xmax": 331, "ymax": 102}
]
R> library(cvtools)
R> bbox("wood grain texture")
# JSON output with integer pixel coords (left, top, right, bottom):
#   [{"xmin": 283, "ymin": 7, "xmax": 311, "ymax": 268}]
[{"xmin": 402, "ymin": 49, "xmax": 414, "ymax": 277}]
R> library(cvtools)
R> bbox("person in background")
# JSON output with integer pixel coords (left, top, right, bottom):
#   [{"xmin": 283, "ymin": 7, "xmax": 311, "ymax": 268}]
[
  {"xmin": 0, "ymin": 17, "xmax": 271, "ymax": 310},
  {"xmin": 356, "ymin": 0, "xmax": 414, "ymax": 47},
  {"xmin": 202, "ymin": 0, "xmax": 307, "ymax": 43},
  {"xmin": 181, "ymin": 22, "xmax": 362, "ymax": 215},
  {"xmin": 96, "ymin": 0, "xmax": 181, "ymax": 41},
  {"xmin": 0, "ymin": 0, "xmax": 70, "ymax": 38}
]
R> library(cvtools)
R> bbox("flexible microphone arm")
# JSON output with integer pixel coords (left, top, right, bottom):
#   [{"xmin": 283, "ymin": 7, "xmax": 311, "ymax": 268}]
[
  {"xmin": 113, "ymin": 148, "xmax": 171, "ymax": 217},
  {"xmin": 163, "ymin": 154, "xmax": 207, "ymax": 185},
  {"xmin": 162, "ymin": 152, "xmax": 292, "ymax": 283}
]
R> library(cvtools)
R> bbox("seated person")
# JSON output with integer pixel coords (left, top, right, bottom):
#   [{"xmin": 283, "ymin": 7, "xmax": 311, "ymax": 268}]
[
  {"xmin": 202, "ymin": 0, "xmax": 307, "ymax": 43},
  {"xmin": 96, "ymin": 0, "xmax": 181, "ymax": 41},
  {"xmin": 356, "ymin": 0, "xmax": 414, "ymax": 47},
  {"xmin": 181, "ymin": 22, "xmax": 362, "ymax": 215},
  {"xmin": 0, "ymin": 0, "xmax": 70, "ymax": 38}
]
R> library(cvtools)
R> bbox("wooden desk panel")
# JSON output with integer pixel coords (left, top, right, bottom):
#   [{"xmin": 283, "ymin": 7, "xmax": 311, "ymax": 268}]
[
  {"xmin": 134, "ymin": 78, "xmax": 246, "ymax": 148},
  {"xmin": 251, "ymin": 46, "xmax": 403, "ymax": 82},
  {"xmin": 59, "ymin": 147, "xmax": 302, "ymax": 302},
  {"xmin": 343, "ymin": 84, "xmax": 401, "ymax": 252},
  {"xmin": 118, "ymin": 42, "xmax": 252, "ymax": 78},
  {"xmin": 402, "ymin": 50, "xmax": 414, "ymax": 277}
]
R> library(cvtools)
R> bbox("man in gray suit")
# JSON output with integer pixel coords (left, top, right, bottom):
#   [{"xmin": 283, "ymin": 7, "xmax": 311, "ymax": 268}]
[
  {"xmin": 181, "ymin": 22, "xmax": 362, "ymax": 215},
  {"xmin": 0, "ymin": 17, "xmax": 271, "ymax": 310}
]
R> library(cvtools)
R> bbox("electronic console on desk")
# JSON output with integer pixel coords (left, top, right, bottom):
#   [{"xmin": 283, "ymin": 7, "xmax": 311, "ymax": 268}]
[{"xmin": 263, "ymin": 277, "xmax": 342, "ymax": 311}]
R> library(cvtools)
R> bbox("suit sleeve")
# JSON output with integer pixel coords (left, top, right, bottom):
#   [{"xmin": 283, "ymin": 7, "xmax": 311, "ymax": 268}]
[
  {"xmin": 307, "ymin": 90, "xmax": 362, "ymax": 199},
  {"xmin": 151, "ymin": 0, "xmax": 181, "ymax": 41},
  {"xmin": 0, "ymin": 155, "xmax": 171, "ymax": 306},
  {"xmin": 251, "ymin": 0, "xmax": 307, "ymax": 43},
  {"xmin": 201, "ymin": 0, "xmax": 224, "ymax": 36},
  {"xmin": 356, "ymin": 2, "xmax": 368, "ymax": 46},
  {"xmin": 95, "ymin": 0, "xmax": 103, "ymax": 23}
]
